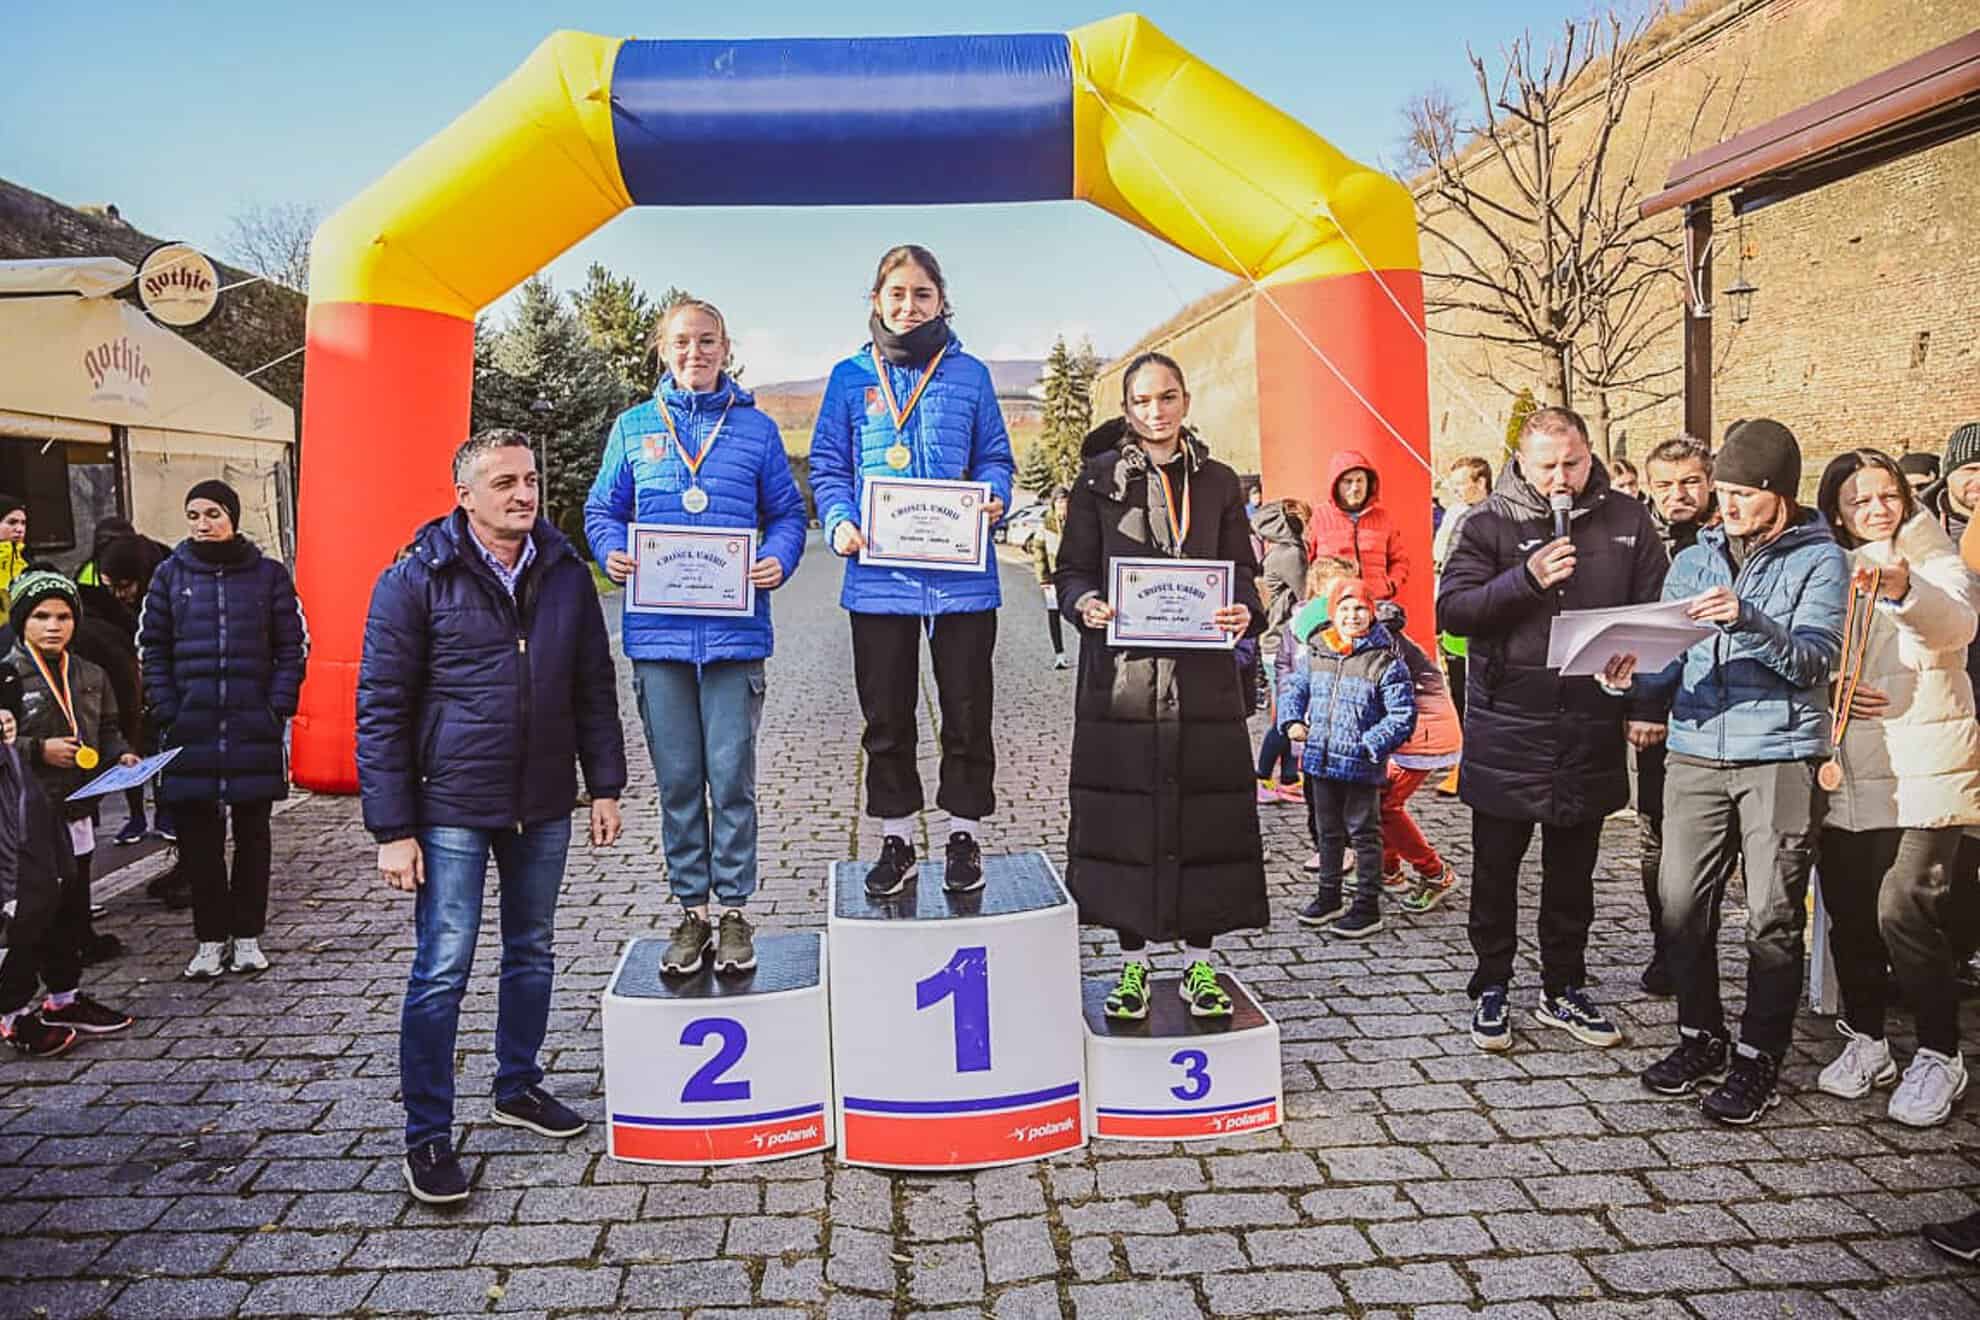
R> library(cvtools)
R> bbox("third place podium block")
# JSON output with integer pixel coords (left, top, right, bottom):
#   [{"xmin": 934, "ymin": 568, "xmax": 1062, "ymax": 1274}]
[
  {"xmin": 1082, "ymin": 971, "xmax": 1283, "ymax": 1141},
  {"xmin": 828, "ymin": 851, "xmax": 1086, "ymax": 1170},
  {"xmin": 602, "ymin": 931, "xmax": 833, "ymax": 1165}
]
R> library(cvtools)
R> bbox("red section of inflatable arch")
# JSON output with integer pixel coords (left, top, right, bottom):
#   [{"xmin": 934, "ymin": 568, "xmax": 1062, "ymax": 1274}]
[
  {"xmin": 292, "ymin": 302, "xmax": 474, "ymax": 793},
  {"xmin": 1254, "ymin": 270, "xmax": 1433, "ymax": 644}
]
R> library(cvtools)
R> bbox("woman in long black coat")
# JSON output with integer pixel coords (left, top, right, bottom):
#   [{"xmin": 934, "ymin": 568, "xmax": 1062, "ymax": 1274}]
[
  {"xmin": 1053, "ymin": 352, "xmax": 1268, "ymax": 1021},
  {"xmin": 139, "ymin": 480, "xmax": 308, "ymax": 982}
]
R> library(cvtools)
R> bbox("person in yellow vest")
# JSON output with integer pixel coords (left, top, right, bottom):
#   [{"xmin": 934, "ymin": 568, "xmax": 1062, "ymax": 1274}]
[{"xmin": 0, "ymin": 496, "xmax": 30, "ymax": 598}]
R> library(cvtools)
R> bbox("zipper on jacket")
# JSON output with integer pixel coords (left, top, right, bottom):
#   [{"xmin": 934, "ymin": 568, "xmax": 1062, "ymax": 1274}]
[
  {"xmin": 1319, "ymin": 647, "xmax": 1349, "ymax": 771},
  {"xmin": 216, "ymin": 565, "xmax": 229, "ymax": 800}
]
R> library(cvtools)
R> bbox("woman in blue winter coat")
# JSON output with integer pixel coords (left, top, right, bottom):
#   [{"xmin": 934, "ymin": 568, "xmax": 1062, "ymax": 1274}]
[
  {"xmin": 808, "ymin": 244, "xmax": 1015, "ymax": 900},
  {"xmin": 587, "ymin": 300, "xmax": 807, "ymax": 979},
  {"xmin": 139, "ymin": 480, "xmax": 309, "ymax": 981}
]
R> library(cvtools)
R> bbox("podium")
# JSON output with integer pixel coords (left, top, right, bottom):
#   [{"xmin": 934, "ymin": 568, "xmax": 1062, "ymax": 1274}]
[
  {"xmin": 602, "ymin": 932, "xmax": 833, "ymax": 1165},
  {"xmin": 1081, "ymin": 971, "xmax": 1282, "ymax": 1141},
  {"xmin": 828, "ymin": 851, "xmax": 1086, "ymax": 1170}
]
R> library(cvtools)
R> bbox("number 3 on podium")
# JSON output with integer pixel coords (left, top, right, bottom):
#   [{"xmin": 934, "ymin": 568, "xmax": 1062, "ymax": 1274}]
[
  {"xmin": 1170, "ymin": 1048, "xmax": 1211, "ymax": 1101},
  {"xmin": 916, "ymin": 946, "xmax": 991, "ymax": 1073}
]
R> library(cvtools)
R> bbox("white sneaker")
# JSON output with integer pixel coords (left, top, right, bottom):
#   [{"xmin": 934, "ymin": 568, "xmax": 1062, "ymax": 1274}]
[
  {"xmin": 1053, "ymin": 654, "xmax": 1070, "ymax": 671},
  {"xmin": 1889, "ymin": 1048, "xmax": 1969, "ymax": 1128},
  {"xmin": 229, "ymin": 938, "xmax": 270, "ymax": 974},
  {"xmin": 1817, "ymin": 1021, "xmax": 1897, "ymax": 1099},
  {"xmin": 184, "ymin": 942, "xmax": 227, "ymax": 980}
]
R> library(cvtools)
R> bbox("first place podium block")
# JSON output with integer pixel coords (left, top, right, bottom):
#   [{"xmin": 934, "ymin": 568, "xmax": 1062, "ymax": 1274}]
[
  {"xmin": 828, "ymin": 852, "xmax": 1087, "ymax": 1170},
  {"xmin": 602, "ymin": 932, "xmax": 833, "ymax": 1166},
  {"xmin": 1082, "ymin": 971, "xmax": 1283, "ymax": 1141}
]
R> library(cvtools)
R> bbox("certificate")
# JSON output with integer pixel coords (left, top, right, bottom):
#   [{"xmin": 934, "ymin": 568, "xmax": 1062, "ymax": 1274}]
[
  {"xmin": 628, "ymin": 524, "xmax": 757, "ymax": 616},
  {"xmin": 858, "ymin": 476, "xmax": 991, "ymax": 573},
  {"xmin": 1106, "ymin": 557, "xmax": 1236, "ymax": 650}
]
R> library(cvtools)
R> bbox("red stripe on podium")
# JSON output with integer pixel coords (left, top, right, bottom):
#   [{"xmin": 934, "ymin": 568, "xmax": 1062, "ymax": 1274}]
[
  {"xmin": 842, "ymin": 1095, "xmax": 1083, "ymax": 1166},
  {"xmin": 612, "ymin": 1112, "xmax": 828, "ymax": 1162},
  {"xmin": 1095, "ymin": 1100, "xmax": 1280, "ymax": 1139}
]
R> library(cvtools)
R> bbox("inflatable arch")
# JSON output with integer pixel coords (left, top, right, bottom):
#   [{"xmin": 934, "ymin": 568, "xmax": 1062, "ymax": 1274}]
[{"xmin": 294, "ymin": 13, "xmax": 1429, "ymax": 791}]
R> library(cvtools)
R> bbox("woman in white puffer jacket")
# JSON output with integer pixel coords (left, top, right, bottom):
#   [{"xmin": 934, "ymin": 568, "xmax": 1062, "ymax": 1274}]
[{"xmin": 1814, "ymin": 448, "xmax": 1980, "ymax": 1128}]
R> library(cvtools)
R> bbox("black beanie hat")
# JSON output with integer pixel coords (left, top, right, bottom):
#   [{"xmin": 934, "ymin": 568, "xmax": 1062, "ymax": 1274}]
[
  {"xmin": 9, "ymin": 569, "xmax": 82, "ymax": 638},
  {"xmin": 1716, "ymin": 418, "xmax": 1801, "ymax": 496},
  {"xmin": 185, "ymin": 479, "xmax": 241, "ymax": 528},
  {"xmin": 0, "ymin": 493, "xmax": 25, "ymax": 522},
  {"xmin": 1943, "ymin": 422, "xmax": 1980, "ymax": 476},
  {"xmin": 1899, "ymin": 452, "xmax": 1941, "ymax": 479}
]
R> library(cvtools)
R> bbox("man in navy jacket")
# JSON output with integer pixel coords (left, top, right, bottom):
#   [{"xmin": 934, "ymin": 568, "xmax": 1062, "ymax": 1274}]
[{"xmin": 358, "ymin": 429, "xmax": 627, "ymax": 1205}]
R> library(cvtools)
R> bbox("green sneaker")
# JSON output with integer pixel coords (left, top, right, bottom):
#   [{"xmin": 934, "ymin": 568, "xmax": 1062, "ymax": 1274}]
[
  {"xmin": 1401, "ymin": 866, "xmax": 1461, "ymax": 915},
  {"xmin": 1105, "ymin": 960, "xmax": 1151, "ymax": 1020},
  {"xmin": 713, "ymin": 910, "xmax": 757, "ymax": 975},
  {"xmin": 1180, "ymin": 960, "xmax": 1233, "ymax": 1018},
  {"xmin": 660, "ymin": 912, "xmax": 712, "ymax": 976}
]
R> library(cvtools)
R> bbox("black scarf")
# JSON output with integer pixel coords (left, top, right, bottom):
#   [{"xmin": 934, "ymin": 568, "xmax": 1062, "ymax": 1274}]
[
  {"xmin": 869, "ymin": 312, "xmax": 952, "ymax": 367},
  {"xmin": 188, "ymin": 536, "xmax": 253, "ymax": 566}
]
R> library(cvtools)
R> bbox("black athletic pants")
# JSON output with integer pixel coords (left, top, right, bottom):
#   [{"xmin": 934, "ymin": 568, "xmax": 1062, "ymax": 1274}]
[
  {"xmin": 176, "ymin": 800, "xmax": 274, "ymax": 943},
  {"xmin": 850, "ymin": 610, "xmax": 997, "ymax": 821}
]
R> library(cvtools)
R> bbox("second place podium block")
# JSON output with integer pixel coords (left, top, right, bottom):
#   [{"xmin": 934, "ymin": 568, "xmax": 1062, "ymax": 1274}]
[
  {"xmin": 828, "ymin": 851, "xmax": 1087, "ymax": 1170},
  {"xmin": 1082, "ymin": 970, "xmax": 1283, "ymax": 1141},
  {"xmin": 602, "ymin": 932, "xmax": 833, "ymax": 1165}
]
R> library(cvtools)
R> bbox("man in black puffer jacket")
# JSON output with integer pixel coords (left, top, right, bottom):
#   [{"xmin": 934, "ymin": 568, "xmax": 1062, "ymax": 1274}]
[
  {"xmin": 1438, "ymin": 407, "xmax": 1668, "ymax": 1055},
  {"xmin": 358, "ymin": 429, "xmax": 626, "ymax": 1207}
]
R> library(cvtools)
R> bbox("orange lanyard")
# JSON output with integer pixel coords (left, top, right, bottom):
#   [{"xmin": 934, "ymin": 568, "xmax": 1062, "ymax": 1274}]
[
  {"xmin": 26, "ymin": 646, "xmax": 79, "ymax": 739},
  {"xmin": 1830, "ymin": 569, "xmax": 1881, "ymax": 748},
  {"xmin": 655, "ymin": 394, "xmax": 733, "ymax": 482},
  {"xmin": 870, "ymin": 342, "xmax": 950, "ymax": 434},
  {"xmin": 1154, "ymin": 460, "xmax": 1191, "ymax": 552}
]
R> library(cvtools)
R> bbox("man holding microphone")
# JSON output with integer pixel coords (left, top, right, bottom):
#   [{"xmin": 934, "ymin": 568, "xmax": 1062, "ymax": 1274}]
[{"xmin": 1437, "ymin": 407, "xmax": 1667, "ymax": 1055}]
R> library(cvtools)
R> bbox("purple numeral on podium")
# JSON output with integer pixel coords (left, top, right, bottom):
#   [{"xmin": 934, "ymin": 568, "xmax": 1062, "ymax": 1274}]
[
  {"xmin": 1169, "ymin": 1048, "xmax": 1212, "ymax": 1101},
  {"xmin": 679, "ymin": 1017, "xmax": 751, "ymax": 1102},
  {"xmin": 916, "ymin": 946, "xmax": 991, "ymax": 1073}
]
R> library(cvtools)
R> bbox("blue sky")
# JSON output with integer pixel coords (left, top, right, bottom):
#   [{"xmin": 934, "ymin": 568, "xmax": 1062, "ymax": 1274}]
[{"xmin": 5, "ymin": 1, "xmax": 1591, "ymax": 385}]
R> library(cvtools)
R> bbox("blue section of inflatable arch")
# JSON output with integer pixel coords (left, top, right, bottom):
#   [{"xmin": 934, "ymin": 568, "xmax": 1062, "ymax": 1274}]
[{"xmin": 609, "ymin": 34, "xmax": 1075, "ymax": 206}]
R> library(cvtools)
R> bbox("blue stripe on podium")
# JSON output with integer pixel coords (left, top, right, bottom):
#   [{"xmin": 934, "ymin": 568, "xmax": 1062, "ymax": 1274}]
[
  {"xmin": 613, "ymin": 1102, "xmax": 825, "ymax": 1128},
  {"xmin": 842, "ymin": 1081, "xmax": 1080, "ymax": 1115},
  {"xmin": 1097, "ymin": 1096, "xmax": 1278, "ymax": 1117}
]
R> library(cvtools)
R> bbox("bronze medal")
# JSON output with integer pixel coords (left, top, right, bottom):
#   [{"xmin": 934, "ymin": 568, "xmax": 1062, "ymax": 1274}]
[
  {"xmin": 1822, "ymin": 566, "xmax": 1881, "ymax": 795},
  {"xmin": 1817, "ymin": 758, "xmax": 1843, "ymax": 791}
]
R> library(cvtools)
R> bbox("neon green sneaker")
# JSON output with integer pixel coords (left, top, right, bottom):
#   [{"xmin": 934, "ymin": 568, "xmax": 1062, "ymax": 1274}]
[
  {"xmin": 1180, "ymin": 960, "xmax": 1233, "ymax": 1018},
  {"xmin": 1105, "ymin": 960, "xmax": 1151, "ymax": 1020}
]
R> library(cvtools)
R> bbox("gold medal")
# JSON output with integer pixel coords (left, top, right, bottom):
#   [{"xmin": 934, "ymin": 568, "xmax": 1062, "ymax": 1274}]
[
  {"xmin": 885, "ymin": 444, "xmax": 912, "ymax": 471},
  {"xmin": 871, "ymin": 343, "xmax": 948, "ymax": 478},
  {"xmin": 1817, "ymin": 758, "xmax": 1843, "ymax": 791},
  {"xmin": 75, "ymin": 745, "xmax": 99, "ymax": 771}
]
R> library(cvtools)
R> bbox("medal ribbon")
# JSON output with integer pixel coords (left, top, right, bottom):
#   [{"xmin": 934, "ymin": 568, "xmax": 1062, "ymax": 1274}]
[
  {"xmin": 655, "ymin": 393, "xmax": 734, "ymax": 485},
  {"xmin": 1154, "ymin": 460, "xmax": 1191, "ymax": 553},
  {"xmin": 1829, "ymin": 568, "xmax": 1881, "ymax": 752},
  {"xmin": 26, "ymin": 645, "xmax": 80, "ymax": 741},
  {"xmin": 871, "ymin": 342, "xmax": 950, "ymax": 435}
]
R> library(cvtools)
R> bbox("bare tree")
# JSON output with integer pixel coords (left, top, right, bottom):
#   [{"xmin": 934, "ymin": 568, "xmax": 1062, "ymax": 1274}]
[
  {"xmin": 225, "ymin": 202, "xmax": 319, "ymax": 293},
  {"xmin": 1407, "ymin": 8, "xmax": 1731, "ymax": 460}
]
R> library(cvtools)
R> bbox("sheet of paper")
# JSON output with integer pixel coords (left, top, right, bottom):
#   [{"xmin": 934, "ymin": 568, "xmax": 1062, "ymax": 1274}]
[
  {"xmin": 66, "ymin": 747, "xmax": 183, "ymax": 802},
  {"xmin": 1546, "ymin": 596, "xmax": 1715, "ymax": 678}
]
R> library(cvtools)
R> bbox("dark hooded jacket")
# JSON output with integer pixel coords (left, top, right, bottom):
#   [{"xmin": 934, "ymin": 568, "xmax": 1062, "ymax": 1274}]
[
  {"xmin": 1921, "ymin": 479, "xmax": 1980, "ymax": 694},
  {"xmin": 1436, "ymin": 457, "xmax": 1668, "ymax": 825},
  {"xmin": 356, "ymin": 511, "xmax": 626, "ymax": 843},
  {"xmin": 1305, "ymin": 448, "xmax": 1409, "ymax": 600},
  {"xmin": 1053, "ymin": 418, "xmax": 1269, "ymax": 942},
  {"xmin": 1251, "ymin": 500, "xmax": 1308, "ymax": 660}
]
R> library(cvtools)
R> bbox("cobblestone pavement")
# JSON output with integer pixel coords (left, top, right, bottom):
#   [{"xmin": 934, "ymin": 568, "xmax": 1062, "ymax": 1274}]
[{"xmin": 5, "ymin": 535, "xmax": 1980, "ymax": 1318}]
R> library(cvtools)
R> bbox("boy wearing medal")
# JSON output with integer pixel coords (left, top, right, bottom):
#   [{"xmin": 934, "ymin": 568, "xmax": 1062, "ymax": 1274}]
[
  {"xmin": 1601, "ymin": 420, "xmax": 1848, "ymax": 1125},
  {"xmin": 3, "ymin": 571, "xmax": 139, "ymax": 1048}
]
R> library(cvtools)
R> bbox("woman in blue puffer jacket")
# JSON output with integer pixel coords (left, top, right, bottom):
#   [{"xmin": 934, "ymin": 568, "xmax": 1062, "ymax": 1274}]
[
  {"xmin": 587, "ymin": 299, "xmax": 807, "ymax": 980},
  {"xmin": 808, "ymin": 244, "xmax": 1015, "ymax": 900},
  {"xmin": 139, "ymin": 480, "xmax": 308, "ymax": 981}
]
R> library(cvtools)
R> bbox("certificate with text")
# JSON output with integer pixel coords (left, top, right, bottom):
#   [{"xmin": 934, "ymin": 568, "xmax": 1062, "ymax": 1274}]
[
  {"xmin": 858, "ymin": 476, "xmax": 992, "ymax": 573},
  {"xmin": 628, "ymin": 524, "xmax": 757, "ymax": 617},
  {"xmin": 1106, "ymin": 557, "xmax": 1236, "ymax": 650}
]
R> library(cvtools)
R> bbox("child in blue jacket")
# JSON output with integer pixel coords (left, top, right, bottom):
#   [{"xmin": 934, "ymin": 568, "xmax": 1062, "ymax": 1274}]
[{"xmin": 1279, "ymin": 577, "xmax": 1417, "ymax": 938}]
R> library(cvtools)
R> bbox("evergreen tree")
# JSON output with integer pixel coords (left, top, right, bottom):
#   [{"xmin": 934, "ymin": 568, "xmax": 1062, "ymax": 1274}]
[
  {"xmin": 480, "ymin": 275, "xmax": 623, "ymax": 548},
  {"xmin": 571, "ymin": 262, "xmax": 659, "ymax": 402},
  {"xmin": 1025, "ymin": 335, "xmax": 1100, "ymax": 494}
]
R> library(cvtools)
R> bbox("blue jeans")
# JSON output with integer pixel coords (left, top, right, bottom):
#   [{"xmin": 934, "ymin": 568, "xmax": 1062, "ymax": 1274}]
[
  {"xmin": 633, "ymin": 659, "xmax": 765, "ymax": 909},
  {"xmin": 400, "ymin": 820, "xmax": 570, "ymax": 1149}
]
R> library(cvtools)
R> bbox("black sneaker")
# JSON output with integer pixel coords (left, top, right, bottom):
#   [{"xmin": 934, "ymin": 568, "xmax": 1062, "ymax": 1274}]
[
  {"xmin": 39, "ymin": 994, "xmax": 133, "ymax": 1036},
  {"xmin": 1700, "ymin": 1044, "xmax": 1781, "ymax": 1125},
  {"xmin": 943, "ymin": 833, "xmax": 985, "ymax": 894},
  {"xmin": 2, "ymin": 1010, "xmax": 78, "ymax": 1058},
  {"xmin": 1923, "ymin": 1210, "xmax": 1980, "ymax": 1263},
  {"xmin": 1639, "ymin": 956, "xmax": 1674, "ymax": 998},
  {"xmin": 1470, "ymin": 985, "xmax": 1512, "ymax": 1052},
  {"xmin": 113, "ymin": 815, "xmax": 148, "ymax": 846},
  {"xmin": 402, "ymin": 1137, "xmax": 470, "ymax": 1204},
  {"xmin": 865, "ymin": 835, "xmax": 918, "ymax": 898},
  {"xmin": 491, "ymin": 1084, "xmax": 587, "ymax": 1138},
  {"xmin": 1641, "ymin": 1027, "xmax": 1729, "ymax": 1095},
  {"xmin": 1329, "ymin": 906, "xmax": 1384, "ymax": 939},
  {"xmin": 713, "ymin": 910, "xmax": 757, "ymax": 975},
  {"xmin": 1298, "ymin": 889, "xmax": 1347, "ymax": 928},
  {"xmin": 660, "ymin": 912, "xmax": 712, "ymax": 976}
]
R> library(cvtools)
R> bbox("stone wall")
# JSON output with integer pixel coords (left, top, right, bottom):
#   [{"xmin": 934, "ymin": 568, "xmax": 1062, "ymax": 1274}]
[{"xmin": 0, "ymin": 178, "xmax": 306, "ymax": 412}]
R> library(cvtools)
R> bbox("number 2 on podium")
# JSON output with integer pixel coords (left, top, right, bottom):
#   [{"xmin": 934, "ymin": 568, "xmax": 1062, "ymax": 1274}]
[
  {"xmin": 916, "ymin": 946, "xmax": 991, "ymax": 1073},
  {"xmin": 680, "ymin": 1018, "xmax": 750, "ymax": 1102}
]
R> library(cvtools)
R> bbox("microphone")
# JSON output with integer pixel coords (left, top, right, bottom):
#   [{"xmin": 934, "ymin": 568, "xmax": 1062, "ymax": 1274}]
[{"xmin": 1550, "ymin": 491, "xmax": 1571, "ymax": 542}]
